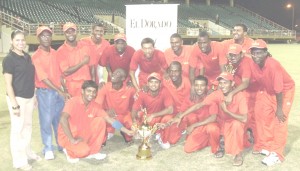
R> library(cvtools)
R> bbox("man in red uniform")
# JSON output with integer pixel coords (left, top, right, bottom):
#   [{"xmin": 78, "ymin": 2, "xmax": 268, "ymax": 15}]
[
  {"xmin": 57, "ymin": 22, "xmax": 92, "ymax": 97},
  {"xmin": 100, "ymin": 33, "xmax": 135, "ymax": 82},
  {"xmin": 32, "ymin": 26, "xmax": 70, "ymax": 160},
  {"xmin": 161, "ymin": 61, "xmax": 191, "ymax": 144},
  {"xmin": 168, "ymin": 75, "xmax": 219, "ymax": 153},
  {"xmin": 249, "ymin": 39, "xmax": 295, "ymax": 166},
  {"xmin": 131, "ymin": 72, "xmax": 174, "ymax": 149},
  {"xmin": 80, "ymin": 23, "xmax": 110, "ymax": 84},
  {"xmin": 58, "ymin": 80, "xmax": 133, "ymax": 163},
  {"xmin": 164, "ymin": 33, "xmax": 194, "ymax": 79},
  {"xmin": 129, "ymin": 38, "xmax": 168, "ymax": 91},
  {"xmin": 222, "ymin": 24, "xmax": 254, "ymax": 57},
  {"xmin": 95, "ymin": 68, "xmax": 136, "ymax": 143},
  {"xmin": 177, "ymin": 72, "xmax": 248, "ymax": 166},
  {"xmin": 189, "ymin": 31, "xmax": 226, "ymax": 98},
  {"xmin": 224, "ymin": 43, "xmax": 257, "ymax": 147}
]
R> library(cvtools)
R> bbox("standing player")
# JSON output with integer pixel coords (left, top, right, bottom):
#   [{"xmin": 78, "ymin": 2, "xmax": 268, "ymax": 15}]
[
  {"xmin": 249, "ymin": 39, "xmax": 295, "ymax": 166},
  {"xmin": 129, "ymin": 38, "xmax": 168, "ymax": 91},
  {"xmin": 80, "ymin": 23, "xmax": 110, "ymax": 85},
  {"xmin": 57, "ymin": 22, "xmax": 92, "ymax": 97},
  {"xmin": 189, "ymin": 31, "xmax": 226, "ymax": 98},
  {"xmin": 32, "ymin": 26, "xmax": 70, "ymax": 160},
  {"xmin": 164, "ymin": 33, "xmax": 194, "ymax": 79},
  {"xmin": 131, "ymin": 73, "xmax": 174, "ymax": 149},
  {"xmin": 100, "ymin": 33, "xmax": 135, "ymax": 82},
  {"xmin": 222, "ymin": 24, "xmax": 254, "ymax": 57},
  {"xmin": 95, "ymin": 68, "xmax": 136, "ymax": 143}
]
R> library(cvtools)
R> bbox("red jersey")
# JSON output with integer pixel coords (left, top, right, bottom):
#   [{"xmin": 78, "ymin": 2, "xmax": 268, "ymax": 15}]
[
  {"xmin": 132, "ymin": 87, "xmax": 174, "ymax": 115},
  {"xmin": 100, "ymin": 45, "xmax": 135, "ymax": 73},
  {"xmin": 250, "ymin": 57, "xmax": 294, "ymax": 95},
  {"xmin": 56, "ymin": 42, "xmax": 91, "ymax": 81},
  {"xmin": 32, "ymin": 47, "xmax": 61, "ymax": 88},
  {"xmin": 189, "ymin": 41, "xmax": 227, "ymax": 82},
  {"xmin": 95, "ymin": 82, "xmax": 136, "ymax": 116},
  {"xmin": 79, "ymin": 36, "xmax": 110, "ymax": 65},
  {"xmin": 163, "ymin": 77, "xmax": 191, "ymax": 113},
  {"xmin": 203, "ymin": 90, "xmax": 248, "ymax": 122}
]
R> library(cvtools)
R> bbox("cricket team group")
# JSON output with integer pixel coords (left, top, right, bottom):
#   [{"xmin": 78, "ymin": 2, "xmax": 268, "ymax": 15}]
[{"xmin": 2, "ymin": 22, "xmax": 295, "ymax": 170}]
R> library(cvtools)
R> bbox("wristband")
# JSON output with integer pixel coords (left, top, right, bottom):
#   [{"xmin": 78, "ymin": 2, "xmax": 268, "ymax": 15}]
[
  {"xmin": 112, "ymin": 120, "xmax": 124, "ymax": 130},
  {"xmin": 12, "ymin": 105, "xmax": 20, "ymax": 110}
]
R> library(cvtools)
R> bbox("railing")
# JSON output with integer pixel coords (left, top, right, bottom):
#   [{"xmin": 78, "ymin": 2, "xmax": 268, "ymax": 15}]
[
  {"xmin": 1, "ymin": 11, "xmax": 296, "ymax": 39},
  {"xmin": 0, "ymin": 11, "xmax": 119, "ymax": 36}
]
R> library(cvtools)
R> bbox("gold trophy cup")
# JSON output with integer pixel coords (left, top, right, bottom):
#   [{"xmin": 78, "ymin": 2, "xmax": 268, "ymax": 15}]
[{"xmin": 132, "ymin": 108, "xmax": 158, "ymax": 160}]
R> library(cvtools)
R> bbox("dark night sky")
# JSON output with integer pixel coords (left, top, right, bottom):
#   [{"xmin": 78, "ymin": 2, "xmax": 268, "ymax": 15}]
[{"xmin": 213, "ymin": 0, "xmax": 300, "ymax": 30}]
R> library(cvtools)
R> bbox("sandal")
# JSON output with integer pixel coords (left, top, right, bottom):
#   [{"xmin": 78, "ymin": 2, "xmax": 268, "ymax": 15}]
[
  {"xmin": 214, "ymin": 148, "xmax": 225, "ymax": 158},
  {"xmin": 233, "ymin": 155, "xmax": 243, "ymax": 166}
]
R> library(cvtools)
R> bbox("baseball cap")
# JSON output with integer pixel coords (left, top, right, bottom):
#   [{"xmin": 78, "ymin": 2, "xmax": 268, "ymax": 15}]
[
  {"xmin": 147, "ymin": 72, "xmax": 162, "ymax": 81},
  {"xmin": 114, "ymin": 33, "xmax": 126, "ymax": 42},
  {"xmin": 216, "ymin": 72, "xmax": 234, "ymax": 81},
  {"xmin": 249, "ymin": 39, "xmax": 267, "ymax": 49},
  {"xmin": 227, "ymin": 44, "xmax": 242, "ymax": 55},
  {"xmin": 63, "ymin": 22, "xmax": 77, "ymax": 32},
  {"xmin": 36, "ymin": 26, "xmax": 52, "ymax": 37}
]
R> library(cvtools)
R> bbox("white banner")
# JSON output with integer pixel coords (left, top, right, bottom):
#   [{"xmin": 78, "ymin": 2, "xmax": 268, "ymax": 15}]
[{"xmin": 126, "ymin": 4, "xmax": 178, "ymax": 51}]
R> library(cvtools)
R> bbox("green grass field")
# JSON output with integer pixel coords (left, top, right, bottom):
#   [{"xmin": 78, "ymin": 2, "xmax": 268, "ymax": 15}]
[{"xmin": 0, "ymin": 44, "xmax": 299, "ymax": 171}]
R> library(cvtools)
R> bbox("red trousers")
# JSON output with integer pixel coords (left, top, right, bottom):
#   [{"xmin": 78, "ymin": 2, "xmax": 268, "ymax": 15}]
[
  {"xmin": 253, "ymin": 88, "xmax": 294, "ymax": 161},
  {"xmin": 184, "ymin": 122, "xmax": 220, "ymax": 153},
  {"xmin": 223, "ymin": 120, "xmax": 245, "ymax": 155},
  {"xmin": 244, "ymin": 91, "xmax": 257, "ymax": 147},
  {"xmin": 58, "ymin": 117, "xmax": 106, "ymax": 158},
  {"xmin": 106, "ymin": 112, "xmax": 133, "ymax": 142}
]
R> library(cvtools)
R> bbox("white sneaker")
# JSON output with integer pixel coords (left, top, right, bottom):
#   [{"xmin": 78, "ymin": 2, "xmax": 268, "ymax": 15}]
[
  {"xmin": 181, "ymin": 130, "xmax": 187, "ymax": 135},
  {"xmin": 260, "ymin": 149, "xmax": 270, "ymax": 156},
  {"xmin": 85, "ymin": 153, "xmax": 107, "ymax": 160},
  {"xmin": 262, "ymin": 152, "xmax": 281, "ymax": 166},
  {"xmin": 63, "ymin": 149, "xmax": 79, "ymax": 163},
  {"xmin": 107, "ymin": 133, "xmax": 114, "ymax": 140},
  {"xmin": 28, "ymin": 152, "xmax": 42, "ymax": 161},
  {"xmin": 44, "ymin": 151, "xmax": 54, "ymax": 160},
  {"xmin": 157, "ymin": 136, "xmax": 170, "ymax": 149},
  {"xmin": 155, "ymin": 133, "xmax": 161, "ymax": 141}
]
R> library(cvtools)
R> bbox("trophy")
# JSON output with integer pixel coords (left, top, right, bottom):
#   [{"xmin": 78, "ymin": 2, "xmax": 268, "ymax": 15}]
[
  {"xmin": 225, "ymin": 62, "xmax": 237, "ymax": 75},
  {"xmin": 131, "ymin": 108, "xmax": 158, "ymax": 160}
]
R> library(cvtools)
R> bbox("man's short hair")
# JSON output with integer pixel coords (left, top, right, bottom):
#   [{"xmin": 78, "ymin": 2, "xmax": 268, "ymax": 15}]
[
  {"xmin": 199, "ymin": 31, "xmax": 210, "ymax": 38},
  {"xmin": 169, "ymin": 61, "xmax": 182, "ymax": 71},
  {"xmin": 234, "ymin": 23, "xmax": 248, "ymax": 32},
  {"xmin": 81, "ymin": 80, "xmax": 98, "ymax": 91},
  {"xmin": 170, "ymin": 33, "xmax": 182, "ymax": 40},
  {"xmin": 141, "ymin": 37, "xmax": 155, "ymax": 47},
  {"xmin": 194, "ymin": 75, "xmax": 208, "ymax": 86}
]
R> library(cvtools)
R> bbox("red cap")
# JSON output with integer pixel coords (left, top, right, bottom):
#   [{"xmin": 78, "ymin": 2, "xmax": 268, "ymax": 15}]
[
  {"xmin": 227, "ymin": 44, "xmax": 242, "ymax": 55},
  {"xmin": 36, "ymin": 26, "xmax": 52, "ymax": 36},
  {"xmin": 217, "ymin": 72, "xmax": 234, "ymax": 81},
  {"xmin": 114, "ymin": 33, "xmax": 126, "ymax": 42},
  {"xmin": 249, "ymin": 39, "xmax": 267, "ymax": 49},
  {"xmin": 63, "ymin": 22, "xmax": 77, "ymax": 32},
  {"xmin": 147, "ymin": 72, "xmax": 162, "ymax": 81}
]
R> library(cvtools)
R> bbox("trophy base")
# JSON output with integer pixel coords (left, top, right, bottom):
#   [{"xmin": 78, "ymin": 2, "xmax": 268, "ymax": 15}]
[{"xmin": 136, "ymin": 147, "xmax": 152, "ymax": 160}]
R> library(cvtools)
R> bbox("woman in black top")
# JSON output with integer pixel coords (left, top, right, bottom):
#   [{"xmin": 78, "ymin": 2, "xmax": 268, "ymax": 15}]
[{"xmin": 2, "ymin": 30, "xmax": 41, "ymax": 170}]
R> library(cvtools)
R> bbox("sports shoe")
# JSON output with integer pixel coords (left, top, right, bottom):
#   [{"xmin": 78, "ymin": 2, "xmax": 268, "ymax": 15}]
[
  {"xmin": 252, "ymin": 149, "xmax": 270, "ymax": 156},
  {"xmin": 63, "ymin": 149, "xmax": 79, "ymax": 163},
  {"xmin": 44, "ymin": 151, "xmax": 54, "ymax": 160},
  {"xmin": 18, "ymin": 164, "xmax": 32, "ymax": 171},
  {"xmin": 85, "ymin": 153, "xmax": 107, "ymax": 160},
  {"xmin": 28, "ymin": 153, "xmax": 42, "ymax": 161},
  {"xmin": 261, "ymin": 152, "xmax": 281, "ymax": 166},
  {"xmin": 157, "ymin": 136, "xmax": 170, "ymax": 149},
  {"xmin": 107, "ymin": 133, "xmax": 114, "ymax": 140},
  {"xmin": 155, "ymin": 133, "xmax": 161, "ymax": 141},
  {"xmin": 181, "ymin": 130, "xmax": 187, "ymax": 135}
]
